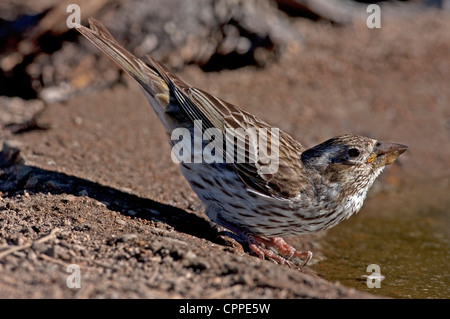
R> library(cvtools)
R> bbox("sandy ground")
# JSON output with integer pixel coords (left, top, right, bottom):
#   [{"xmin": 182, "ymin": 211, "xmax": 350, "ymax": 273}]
[{"xmin": 0, "ymin": 11, "xmax": 449, "ymax": 298}]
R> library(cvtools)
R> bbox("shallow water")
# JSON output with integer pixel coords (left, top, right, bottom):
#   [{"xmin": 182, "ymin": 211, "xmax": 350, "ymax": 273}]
[{"xmin": 311, "ymin": 179, "xmax": 449, "ymax": 299}]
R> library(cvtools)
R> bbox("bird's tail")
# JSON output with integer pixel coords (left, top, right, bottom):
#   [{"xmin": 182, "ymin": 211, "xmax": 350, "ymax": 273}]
[{"xmin": 75, "ymin": 18, "xmax": 171, "ymax": 112}]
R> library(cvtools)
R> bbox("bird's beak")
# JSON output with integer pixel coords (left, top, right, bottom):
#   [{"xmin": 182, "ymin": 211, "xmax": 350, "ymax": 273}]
[{"xmin": 366, "ymin": 141, "xmax": 408, "ymax": 166}]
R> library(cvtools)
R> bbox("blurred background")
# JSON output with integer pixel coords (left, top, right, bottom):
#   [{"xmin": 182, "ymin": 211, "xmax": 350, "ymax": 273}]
[{"xmin": 0, "ymin": 0, "xmax": 448, "ymax": 298}]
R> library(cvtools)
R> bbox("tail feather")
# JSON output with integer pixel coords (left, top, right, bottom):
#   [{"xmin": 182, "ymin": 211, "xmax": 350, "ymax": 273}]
[{"xmin": 75, "ymin": 18, "xmax": 170, "ymax": 107}]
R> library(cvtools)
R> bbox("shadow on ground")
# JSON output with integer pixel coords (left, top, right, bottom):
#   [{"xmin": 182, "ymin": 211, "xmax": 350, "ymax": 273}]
[{"xmin": 0, "ymin": 149, "xmax": 225, "ymax": 246}]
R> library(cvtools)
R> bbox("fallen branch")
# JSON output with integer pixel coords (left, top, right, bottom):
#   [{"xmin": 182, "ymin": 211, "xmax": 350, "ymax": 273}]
[
  {"xmin": 0, "ymin": 228, "xmax": 60, "ymax": 260},
  {"xmin": 276, "ymin": 0, "xmax": 361, "ymax": 24}
]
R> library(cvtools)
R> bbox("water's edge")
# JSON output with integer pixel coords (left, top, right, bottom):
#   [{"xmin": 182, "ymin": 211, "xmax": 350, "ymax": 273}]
[{"xmin": 310, "ymin": 177, "xmax": 449, "ymax": 299}]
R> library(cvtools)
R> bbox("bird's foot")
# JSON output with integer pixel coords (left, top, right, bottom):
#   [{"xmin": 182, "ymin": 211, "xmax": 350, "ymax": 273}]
[{"xmin": 248, "ymin": 236, "xmax": 312, "ymax": 267}]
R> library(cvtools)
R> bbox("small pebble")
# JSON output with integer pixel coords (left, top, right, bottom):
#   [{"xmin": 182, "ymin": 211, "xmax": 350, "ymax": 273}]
[
  {"xmin": 61, "ymin": 194, "xmax": 77, "ymax": 203},
  {"xmin": 78, "ymin": 189, "xmax": 89, "ymax": 196},
  {"xmin": 146, "ymin": 209, "xmax": 160, "ymax": 216},
  {"xmin": 74, "ymin": 116, "xmax": 83, "ymax": 125},
  {"xmin": 115, "ymin": 219, "xmax": 126, "ymax": 226},
  {"xmin": 116, "ymin": 234, "xmax": 138, "ymax": 242}
]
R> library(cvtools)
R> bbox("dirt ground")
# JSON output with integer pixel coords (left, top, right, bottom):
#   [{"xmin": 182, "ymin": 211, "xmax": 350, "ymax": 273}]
[{"xmin": 0, "ymin": 10, "xmax": 449, "ymax": 298}]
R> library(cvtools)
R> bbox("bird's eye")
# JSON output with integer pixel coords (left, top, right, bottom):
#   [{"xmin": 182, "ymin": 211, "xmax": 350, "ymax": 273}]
[{"xmin": 348, "ymin": 148, "xmax": 360, "ymax": 157}]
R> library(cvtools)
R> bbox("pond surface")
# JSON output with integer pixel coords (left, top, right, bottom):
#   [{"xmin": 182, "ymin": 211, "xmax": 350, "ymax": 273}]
[{"xmin": 310, "ymin": 178, "xmax": 449, "ymax": 299}]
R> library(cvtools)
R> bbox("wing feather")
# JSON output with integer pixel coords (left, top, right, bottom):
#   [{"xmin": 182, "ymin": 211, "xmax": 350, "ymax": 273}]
[
  {"xmin": 147, "ymin": 61, "xmax": 309, "ymax": 198},
  {"xmin": 78, "ymin": 19, "xmax": 309, "ymax": 199}
]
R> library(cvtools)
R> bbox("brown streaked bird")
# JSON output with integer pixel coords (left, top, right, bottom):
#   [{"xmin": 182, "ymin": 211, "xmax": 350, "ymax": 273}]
[{"xmin": 76, "ymin": 19, "xmax": 407, "ymax": 266}]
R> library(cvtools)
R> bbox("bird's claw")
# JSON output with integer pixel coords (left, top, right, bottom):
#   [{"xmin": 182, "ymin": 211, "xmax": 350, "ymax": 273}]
[{"xmin": 248, "ymin": 236, "xmax": 312, "ymax": 267}]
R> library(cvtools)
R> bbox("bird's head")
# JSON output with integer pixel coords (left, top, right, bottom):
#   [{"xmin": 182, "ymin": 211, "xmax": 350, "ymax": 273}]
[{"xmin": 301, "ymin": 134, "xmax": 408, "ymax": 196}]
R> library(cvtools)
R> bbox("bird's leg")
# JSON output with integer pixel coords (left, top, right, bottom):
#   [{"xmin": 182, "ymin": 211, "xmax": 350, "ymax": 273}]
[
  {"xmin": 248, "ymin": 236, "xmax": 289, "ymax": 265},
  {"xmin": 213, "ymin": 217, "xmax": 312, "ymax": 266},
  {"xmin": 248, "ymin": 236, "xmax": 313, "ymax": 267}
]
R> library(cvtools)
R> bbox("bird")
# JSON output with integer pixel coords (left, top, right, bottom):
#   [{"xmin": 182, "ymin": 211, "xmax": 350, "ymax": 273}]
[{"xmin": 75, "ymin": 18, "xmax": 407, "ymax": 266}]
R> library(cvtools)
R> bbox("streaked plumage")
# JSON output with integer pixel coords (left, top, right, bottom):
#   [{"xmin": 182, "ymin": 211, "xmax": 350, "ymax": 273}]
[{"xmin": 76, "ymin": 19, "xmax": 407, "ymax": 266}]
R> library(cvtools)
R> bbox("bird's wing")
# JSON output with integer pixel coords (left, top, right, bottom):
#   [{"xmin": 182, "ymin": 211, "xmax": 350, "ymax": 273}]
[
  {"xmin": 147, "ymin": 55, "xmax": 309, "ymax": 199},
  {"xmin": 78, "ymin": 18, "xmax": 309, "ymax": 199}
]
